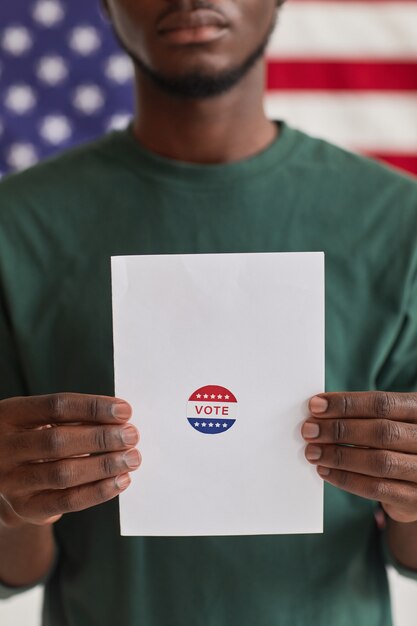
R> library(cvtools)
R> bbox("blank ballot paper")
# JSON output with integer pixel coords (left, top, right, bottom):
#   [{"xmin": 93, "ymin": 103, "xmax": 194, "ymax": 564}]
[{"xmin": 112, "ymin": 252, "xmax": 324, "ymax": 536}]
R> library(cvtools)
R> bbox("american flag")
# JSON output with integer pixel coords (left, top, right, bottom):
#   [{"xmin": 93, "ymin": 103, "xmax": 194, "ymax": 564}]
[{"xmin": 0, "ymin": 0, "xmax": 416, "ymax": 177}]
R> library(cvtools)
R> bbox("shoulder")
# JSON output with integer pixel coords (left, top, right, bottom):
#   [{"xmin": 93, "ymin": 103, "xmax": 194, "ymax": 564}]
[
  {"xmin": 286, "ymin": 124, "xmax": 417, "ymax": 204},
  {"xmin": 0, "ymin": 131, "xmax": 125, "ymax": 223}
]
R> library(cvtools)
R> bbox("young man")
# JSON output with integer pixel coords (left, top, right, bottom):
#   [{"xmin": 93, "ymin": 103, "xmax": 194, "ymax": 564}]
[{"xmin": 1, "ymin": 1, "xmax": 417, "ymax": 624}]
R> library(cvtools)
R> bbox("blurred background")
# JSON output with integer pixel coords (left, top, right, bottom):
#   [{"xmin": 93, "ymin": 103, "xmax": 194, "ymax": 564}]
[
  {"xmin": 1, "ymin": 0, "xmax": 416, "ymax": 178},
  {"xmin": 0, "ymin": 0, "xmax": 417, "ymax": 623}
]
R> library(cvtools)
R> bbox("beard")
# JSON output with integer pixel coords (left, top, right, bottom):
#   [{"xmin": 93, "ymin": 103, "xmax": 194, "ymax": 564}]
[{"xmin": 111, "ymin": 14, "xmax": 277, "ymax": 100}]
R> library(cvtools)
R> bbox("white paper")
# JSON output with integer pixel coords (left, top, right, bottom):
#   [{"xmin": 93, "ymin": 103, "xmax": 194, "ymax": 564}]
[{"xmin": 112, "ymin": 252, "xmax": 324, "ymax": 536}]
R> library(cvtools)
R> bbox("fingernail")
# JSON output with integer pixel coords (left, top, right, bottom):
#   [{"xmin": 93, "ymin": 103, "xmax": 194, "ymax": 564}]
[
  {"xmin": 318, "ymin": 466, "xmax": 330, "ymax": 476},
  {"xmin": 124, "ymin": 448, "xmax": 141, "ymax": 469},
  {"xmin": 305, "ymin": 445, "xmax": 322, "ymax": 461},
  {"xmin": 302, "ymin": 422, "xmax": 320, "ymax": 439},
  {"xmin": 121, "ymin": 425, "xmax": 139, "ymax": 446},
  {"xmin": 112, "ymin": 402, "xmax": 132, "ymax": 420},
  {"xmin": 116, "ymin": 473, "xmax": 131, "ymax": 490},
  {"xmin": 310, "ymin": 396, "xmax": 328, "ymax": 414}
]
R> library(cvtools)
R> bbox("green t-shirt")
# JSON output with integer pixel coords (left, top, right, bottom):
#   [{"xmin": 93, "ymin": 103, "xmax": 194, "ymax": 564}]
[{"xmin": 1, "ymin": 122, "xmax": 417, "ymax": 626}]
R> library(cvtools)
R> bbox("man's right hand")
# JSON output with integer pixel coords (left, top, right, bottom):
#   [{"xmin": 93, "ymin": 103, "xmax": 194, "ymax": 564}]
[{"xmin": 0, "ymin": 393, "xmax": 141, "ymax": 528}]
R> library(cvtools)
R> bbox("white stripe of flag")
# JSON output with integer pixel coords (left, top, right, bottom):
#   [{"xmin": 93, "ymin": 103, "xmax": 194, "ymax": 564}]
[
  {"xmin": 268, "ymin": 2, "xmax": 417, "ymax": 59},
  {"xmin": 265, "ymin": 92, "xmax": 417, "ymax": 153}
]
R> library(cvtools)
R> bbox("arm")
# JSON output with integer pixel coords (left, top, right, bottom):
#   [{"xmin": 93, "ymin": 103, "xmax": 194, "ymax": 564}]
[
  {"xmin": 386, "ymin": 518, "xmax": 417, "ymax": 572},
  {"xmin": 0, "ymin": 501, "xmax": 55, "ymax": 588},
  {"xmin": 302, "ymin": 391, "xmax": 417, "ymax": 572},
  {"xmin": 0, "ymin": 394, "xmax": 140, "ymax": 592}
]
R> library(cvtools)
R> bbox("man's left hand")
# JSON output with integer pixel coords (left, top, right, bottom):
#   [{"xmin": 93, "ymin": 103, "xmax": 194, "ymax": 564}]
[{"xmin": 302, "ymin": 392, "xmax": 417, "ymax": 523}]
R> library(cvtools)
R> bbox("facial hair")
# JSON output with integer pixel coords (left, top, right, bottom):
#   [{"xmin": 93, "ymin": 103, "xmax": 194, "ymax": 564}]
[{"xmin": 111, "ymin": 12, "xmax": 277, "ymax": 100}]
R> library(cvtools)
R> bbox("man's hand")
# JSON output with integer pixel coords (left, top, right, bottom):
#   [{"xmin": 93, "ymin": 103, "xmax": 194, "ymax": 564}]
[
  {"xmin": 0, "ymin": 393, "xmax": 141, "ymax": 528},
  {"xmin": 302, "ymin": 391, "xmax": 417, "ymax": 523}
]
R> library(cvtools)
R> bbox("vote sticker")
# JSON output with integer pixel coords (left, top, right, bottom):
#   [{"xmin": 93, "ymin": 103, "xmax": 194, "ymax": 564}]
[{"xmin": 187, "ymin": 385, "xmax": 237, "ymax": 435}]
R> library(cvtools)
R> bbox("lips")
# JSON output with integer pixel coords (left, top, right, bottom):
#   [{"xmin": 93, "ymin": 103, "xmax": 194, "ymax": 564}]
[{"xmin": 157, "ymin": 9, "xmax": 228, "ymax": 34}]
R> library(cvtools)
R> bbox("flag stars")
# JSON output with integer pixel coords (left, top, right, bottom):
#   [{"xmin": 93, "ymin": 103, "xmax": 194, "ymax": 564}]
[
  {"xmin": 196, "ymin": 394, "xmax": 201, "ymax": 399},
  {"xmin": 203, "ymin": 394, "xmax": 209, "ymax": 399},
  {"xmin": 217, "ymin": 394, "xmax": 223, "ymax": 399},
  {"xmin": 36, "ymin": 55, "xmax": 68, "ymax": 85},
  {"xmin": 4, "ymin": 85, "xmax": 37, "ymax": 115},
  {"xmin": 1, "ymin": 26, "xmax": 33, "ymax": 56},
  {"xmin": 224, "ymin": 395, "xmax": 230, "ymax": 400},
  {"xmin": 105, "ymin": 54, "xmax": 134, "ymax": 84},
  {"xmin": 72, "ymin": 84, "xmax": 104, "ymax": 115},
  {"xmin": 210, "ymin": 394, "xmax": 216, "ymax": 399},
  {"xmin": 69, "ymin": 26, "xmax": 102, "ymax": 56},
  {"xmin": 208, "ymin": 422, "xmax": 214, "ymax": 428},
  {"xmin": 215, "ymin": 423, "xmax": 221, "ymax": 428},
  {"xmin": 32, "ymin": 0, "xmax": 65, "ymax": 27},
  {"xmin": 202, "ymin": 422, "xmax": 207, "ymax": 427},
  {"xmin": 222, "ymin": 423, "xmax": 228, "ymax": 428},
  {"xmin": 194, "ymin": 422, "xmax": 200, "ymax": 427},
  {"xmin": 6, "ymin": 143, "xmax": 38, "ymax": 171},
  {"xmin": 39, "ymin": 115, "xmax": 72, "ymax": 145}
]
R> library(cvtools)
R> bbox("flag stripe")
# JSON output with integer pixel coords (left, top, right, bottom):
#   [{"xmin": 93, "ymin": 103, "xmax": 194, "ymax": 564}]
[
  {"xmin": 265, "ymin": 92, "xmax": 417, "ymax": 152},
  {"xmin": 269, "ymin": 3, "xmax": 417, "ymax": 58},
  {"xmin": 366, "ymin": 154, "xmax": 417, "ymax": 176},
  {"xmin": 267, "ymin": 61, "xmax": 417, "ymax": 91}
]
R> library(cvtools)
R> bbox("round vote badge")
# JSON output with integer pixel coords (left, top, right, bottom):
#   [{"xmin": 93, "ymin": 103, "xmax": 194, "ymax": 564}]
[{"xmin": 187, "ymin": 385, "xmax": 237, "ymax": 435}]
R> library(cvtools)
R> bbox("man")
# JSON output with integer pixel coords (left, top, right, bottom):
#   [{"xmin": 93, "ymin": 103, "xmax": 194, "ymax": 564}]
[{"xmin": 1, "ymin": 1, "xmax": 417, "ymax": 624}]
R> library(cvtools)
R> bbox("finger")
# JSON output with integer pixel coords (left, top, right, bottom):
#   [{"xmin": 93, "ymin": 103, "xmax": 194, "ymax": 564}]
[
  {"xmin": 309, "ymin": 391, "xmax": 417, "ymax": 423},
  {"xmin": 0, "ymin": 393, "xmax": 132, "ymax": 427},
  {"xmin": 302, "ymin": 418, "xmax": 417, "ymax": 454},
  {"xmin": 305, "ymin": 444, "xmax": 417, "ymax": 482},
  {"xmin": 7, "ymin": 449, "xmax": 141, "ymax": 495},
  {"xmin": 22, "ymin": 474, "xmax": 132, "ymax": 523},
  {"xmin": 4, "ymin": 423, "xmax": 140, "ymax": 464},
  {"xmin": 315, "ymin": 466, "xmax": 417, "ymax": 512}
]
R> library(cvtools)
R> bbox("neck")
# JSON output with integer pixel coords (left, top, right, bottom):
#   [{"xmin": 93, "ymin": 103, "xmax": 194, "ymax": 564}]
[{"xmin": 132, "ymin": 60, "xmax": 277, "ymax": 165}]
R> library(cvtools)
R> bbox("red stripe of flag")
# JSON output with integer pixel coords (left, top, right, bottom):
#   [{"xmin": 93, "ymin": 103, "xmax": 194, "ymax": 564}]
[
  {"xmin": 367, "ymin": 154, "xmax": 417, "ymax": 177},
  {"xmin": 290, "ymin": 0, "xmax": 416, "ymax": 3},
  {"xmin": 267, "ymin": 61, "xmax": 417, "ymax": 91}
]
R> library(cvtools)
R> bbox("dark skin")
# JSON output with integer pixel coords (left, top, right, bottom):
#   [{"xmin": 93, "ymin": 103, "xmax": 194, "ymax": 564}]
[{"xmin": 0, "ymin": 0, "xmax": 416, "ymax": 590}]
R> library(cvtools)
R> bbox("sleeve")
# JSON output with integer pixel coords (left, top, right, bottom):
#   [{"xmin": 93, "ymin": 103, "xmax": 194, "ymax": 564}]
[
  {"xmin": 0, "ymin": 574, "xmax": 47, "ymax": 601},
  {"xmin": 0, "ymin": 549, "xmax": 59, "ymax": 600},
  {"xmin": 376, "ymin": 265, "xmax": 417, "ymax": 394},
  {"xmin": 0, "ymin": 287, "xmax": 40, "ymax": 599},
  {"xmin": 376, "ymin": 263, "xmax": 417, "ymax": 579},
  {"xmin": 381, "ymin": 535, "xmax": 417, "ymax": 582},
  {"xmin": 0, "ymin": 286, "xmax": 27, "ymax": 401}
]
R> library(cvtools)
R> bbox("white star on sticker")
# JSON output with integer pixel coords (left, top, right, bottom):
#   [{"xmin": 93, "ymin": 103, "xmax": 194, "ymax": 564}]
[
  {"xmin": 209, "ymin": 422, "xmax": 214, "ymax": 427},
  {"xmin": 194, "ymin": 422, "xmax": 199, "ymax": 427},
  {"xmin": 215, "ymin": 423, "xmax": 220, "ymax": 428},
  {"xmin": 222, "ymin": 423, "xmax": 228, "ymax": 428},
  {"xmin": 210, "ymin": 394, "xmax": 216, "ymax": 399},
  {"xmin": 217, "ymin": 394, "xmax": 223, "ymax": 399},
  {"xmin": 225, "ymin": 395, "xmax": 230, "ymax": 400},
  {"xmin": 203, "ymin": 394, "xmax": 208, "ymax": 399},
  {"xmin": 196, "ymin": 394, "xmax": 201, "ymax": 399},
  {"xmin": 201, "ymin": 422, "xmax": 207, "ymax": 427}
]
